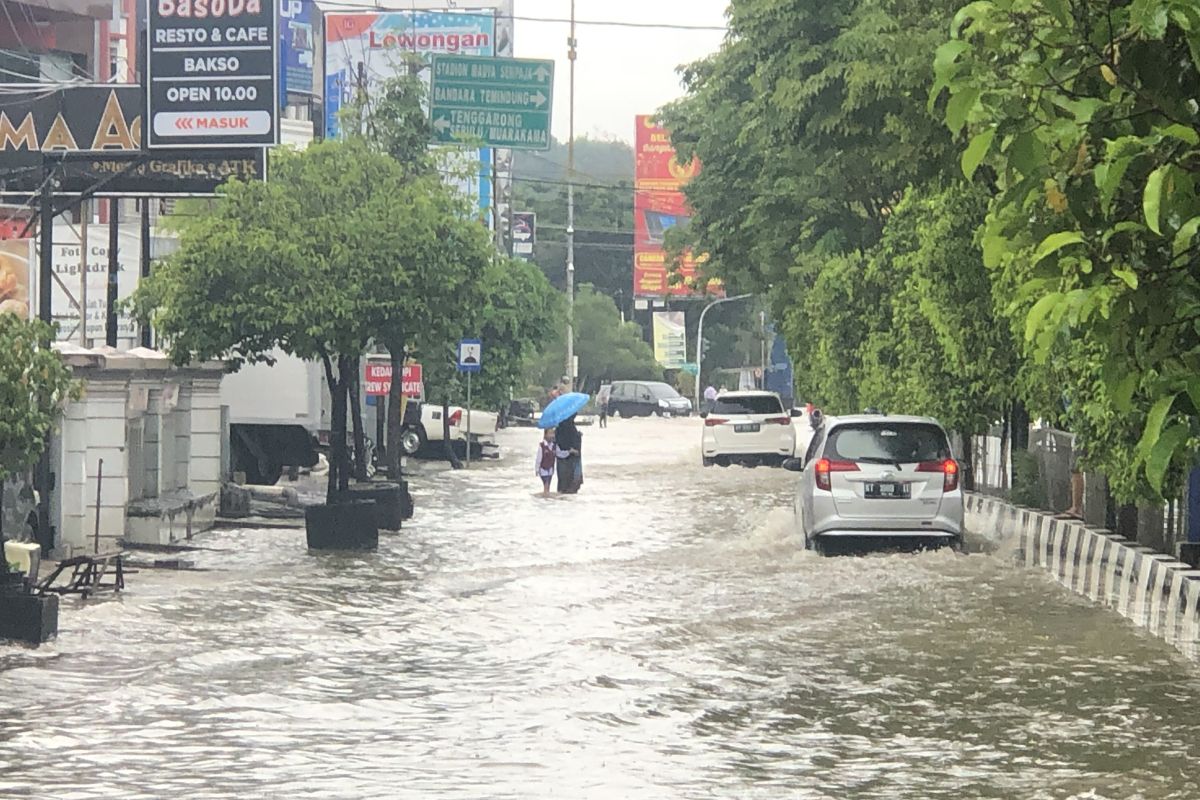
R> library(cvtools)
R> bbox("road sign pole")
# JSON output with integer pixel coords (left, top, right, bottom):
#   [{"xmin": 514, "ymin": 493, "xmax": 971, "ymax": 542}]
[{"xmin": 466, "ymin": 371, "xmax": 472, "ymax": 468}]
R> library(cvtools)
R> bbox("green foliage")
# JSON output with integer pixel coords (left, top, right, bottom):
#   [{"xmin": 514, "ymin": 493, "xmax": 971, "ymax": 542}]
[
  {"xmin": 663, "ymin": 0, "xmax": 1015, "ymax": 436},
  {"xmin": 660, "ymin": 0, "xmax": 962, "ymax": 295},
  {"xmin": 133, "ymin": 139, "xmax": 422, "ymax": 369},
  {"xmin": 937, "ymin": 0, "xmax": 1200, "ymax": 498},
  {"xmin": 0, "ymin": 315, "xmax": 78, "ymax": 483},
  {"xmin": 528, "ymin": 285, "xmax": 661, "ymax": 392}
]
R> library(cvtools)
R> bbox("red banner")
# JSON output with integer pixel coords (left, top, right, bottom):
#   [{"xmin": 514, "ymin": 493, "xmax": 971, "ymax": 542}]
[
  {"xmin": 364, "ymin": 363, "xmax": 423, "ymax": 398},
  {"xmin": 633, "ymin": 115, "xmax": 721, "ymax": 298}
]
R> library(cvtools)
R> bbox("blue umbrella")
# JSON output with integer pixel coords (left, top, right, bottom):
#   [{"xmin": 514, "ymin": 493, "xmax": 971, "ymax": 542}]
[{"xmin": 538, "ymin": 392, "xmax": 590, "ymax": 429}]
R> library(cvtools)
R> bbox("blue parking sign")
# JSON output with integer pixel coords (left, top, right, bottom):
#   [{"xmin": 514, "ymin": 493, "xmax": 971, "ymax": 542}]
[{"xmin": 458, "ymin": 339, "xmax": 482, "ymax": 373}]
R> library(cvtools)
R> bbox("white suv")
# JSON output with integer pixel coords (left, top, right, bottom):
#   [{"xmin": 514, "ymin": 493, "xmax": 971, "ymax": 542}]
[
  {"xmin": 701, "ymin": 391, "xmax": 798, "ymax": 467},
  {"xmin": 785, "ymin": 414, "xmax": 964, "ymax": 553}
]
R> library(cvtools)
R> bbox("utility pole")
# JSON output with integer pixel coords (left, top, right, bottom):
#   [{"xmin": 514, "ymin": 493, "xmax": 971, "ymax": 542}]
[
  {"xmin": 35, "ymin": 160, "xmax": 57, "ymax": 555},
  {"xmin": 565, "ymin": 0, "xmax": 576, "ymax": 391}
]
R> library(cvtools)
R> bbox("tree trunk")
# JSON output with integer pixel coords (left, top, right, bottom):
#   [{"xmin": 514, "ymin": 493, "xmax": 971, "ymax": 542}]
[
  {"xmin": 999, "ymin": 410, "xmax": 1011, "ymax": 492},
  {"xmin": 347, "ymin": 355, "xmax": 368, "ymax": 482},
  {"xmin": 1011, "ymin": 400, "xmax": 1030, "ymax": 452},
  {"xmin": 386, "ymin": 344, "xmax": 405, "ymax": 479},
  {"xmin": 319, "ymin": 353, "xmax": 340, "ymax": 500},
  {"xmin": 959, "ymin": 432, "xmax": 975, "ymax": 492},
  {"xmin": 442, "ymin": 394, "xmax": 463, "ymax": 469},
  {"xmin": 336, "ymin": 358, "xmax": 354, "ymax": 493},
  {"xmin": 0, "ymin": 480, "xmax": 7, "ymax": 577}
]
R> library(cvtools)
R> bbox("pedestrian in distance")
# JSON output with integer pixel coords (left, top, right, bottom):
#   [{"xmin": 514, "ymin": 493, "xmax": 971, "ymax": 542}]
[
  {"xmin": 703, "ymin": 384, "xmax": 718, "ymax": 414},
  {"xmin": 596, "ymin": 384, "xmax": 611, "ymax": 429},
  {"xmin": 555, "ymin": 415, "xmax": 583, "ymax": 494},
  {"xmin": 535, "ymin": 429, "xmax": 557, "ymax": 498}
]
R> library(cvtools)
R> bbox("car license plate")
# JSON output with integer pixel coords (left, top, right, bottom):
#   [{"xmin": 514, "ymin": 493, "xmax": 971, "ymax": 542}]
[
  {"xmin": 734, "ymin": 423, "xmax": 760, "ymax": 433},
  {"xmin": 865, "ymin": 482, "xmax": 910, "ymax": 499}
]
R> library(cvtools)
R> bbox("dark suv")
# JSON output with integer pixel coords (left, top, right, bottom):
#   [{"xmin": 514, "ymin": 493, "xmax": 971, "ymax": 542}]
[{"xmin": 607, "ymin": 381, "xmax": 693, "ymax": 417}]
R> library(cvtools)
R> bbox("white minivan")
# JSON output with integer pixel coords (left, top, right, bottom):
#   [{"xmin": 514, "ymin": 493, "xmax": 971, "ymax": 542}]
[
  {"xmin": 784, "ymin": 414, "xmax": 964, "ymax": 553},
  {"xmin": 700, "ymin": 390, "xmax": 798, "ymax": 467}
]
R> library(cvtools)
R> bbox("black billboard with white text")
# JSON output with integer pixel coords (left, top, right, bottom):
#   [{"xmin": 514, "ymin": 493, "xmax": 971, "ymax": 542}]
[{"xmin": 148, "ymin": 0, "xmax": 279, "ymax": 148}]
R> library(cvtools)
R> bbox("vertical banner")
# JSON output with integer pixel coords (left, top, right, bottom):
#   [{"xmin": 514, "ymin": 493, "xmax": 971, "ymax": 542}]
[
  {"xmin": 634, "ymin": 115, "xmax": 721, "ymax": 298},
  {"xmin": 652, "ymin": 311, "xmax": 687, "ymax": 369},
  {"xmin": 511, "ymin": 211, "xmax": 535, "ymax": 259},
  {"xmin": 279, "ymin": 0, "xmax": 316, "ymax": 105}
]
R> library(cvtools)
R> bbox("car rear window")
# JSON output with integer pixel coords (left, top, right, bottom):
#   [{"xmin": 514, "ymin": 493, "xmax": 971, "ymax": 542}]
[
  {"xmin": 826, "ymin": 423, "xmax": 950, "ymax": 463},
  {"xmin": 711, "ymin": 395, "xmax": 784, "ymax": 415}
]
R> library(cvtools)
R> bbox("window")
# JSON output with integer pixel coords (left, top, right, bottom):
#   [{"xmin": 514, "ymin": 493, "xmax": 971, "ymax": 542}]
[
  {"xmin": 646, "ymin": 382, "xmax": 681, "ymax": 400},
  {"xmin": 826, "ymin": 423, "xmax": 951, "ymax": 463},
  {"xmin": 711, "ymin": 395, "xmax": 783, "ymax": 415}
]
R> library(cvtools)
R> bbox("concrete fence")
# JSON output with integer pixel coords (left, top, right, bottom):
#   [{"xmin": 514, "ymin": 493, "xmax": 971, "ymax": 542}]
[{"xmin": 967, "ymin": 493, "xmax": 1200, "ymax": 661}]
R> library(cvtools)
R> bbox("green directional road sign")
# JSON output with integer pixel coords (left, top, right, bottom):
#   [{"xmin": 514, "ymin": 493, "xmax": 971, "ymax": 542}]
[{"xmin": 429, "ymin": 55, "xmax": 554, "ymax": 151}]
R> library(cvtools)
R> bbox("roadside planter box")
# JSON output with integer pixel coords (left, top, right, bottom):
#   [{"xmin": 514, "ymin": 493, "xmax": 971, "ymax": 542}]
[{"xmin": 305, "ymin": 500, "xmax": 379, "ymax": 551}]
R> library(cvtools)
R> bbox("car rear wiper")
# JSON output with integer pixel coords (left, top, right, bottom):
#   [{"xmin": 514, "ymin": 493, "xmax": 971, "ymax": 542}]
[{"xmin": 854, "ymin": 456, "xmax": 895, "ymax": 464}]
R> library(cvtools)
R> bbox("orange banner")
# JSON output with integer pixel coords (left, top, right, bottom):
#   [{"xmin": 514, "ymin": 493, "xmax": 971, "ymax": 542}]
[{"xmin": 633, "ymin": 115, "xmax": 721, "ymax": 298}]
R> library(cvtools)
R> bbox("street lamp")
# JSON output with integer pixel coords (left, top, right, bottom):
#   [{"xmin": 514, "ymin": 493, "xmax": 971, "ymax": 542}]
[{"xmin": 695, "ymin": 293, "xmax": 753, "ymax": 411}]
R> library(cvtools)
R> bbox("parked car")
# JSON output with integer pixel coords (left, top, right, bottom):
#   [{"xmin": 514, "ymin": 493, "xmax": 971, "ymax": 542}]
[
  {"xmin": 504, "ymin": 398, "xmax": 539, "ymax": 427},
  {"xmin": 784, "ymin": 414, "xmax": 964, "ymax": 554},
  {"xmin": 608, "ymin": 380, "xmax": 693, "ymax": 417},
  {"xmin": 700, "ymin": 390, "xmax": 798, "ymax": 467},
  {"xmin": 400, "ymin": 400, "xmax": 499, "ymax": 457}
]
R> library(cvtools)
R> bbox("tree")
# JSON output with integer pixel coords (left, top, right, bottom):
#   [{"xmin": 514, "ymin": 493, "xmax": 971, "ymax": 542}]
[
  {"xmin": 936, "ymin": 0, "xmax": 1200, "ymax": 499},
  {"xmin": 133, "ymin": 139, "xmax": 438, "ymax": 501},
  {"xmin": 529, "ymin": 285, "xmax": 661, "ymax": 392},
  {"xmin": 362, "ymin": 72, "xmax": 562, "ymax": 467},
  {"xmin": 658, "ymin": 0, "xmax": 978, "ymax": 416},
  {"xmin": 0, "ymin": 315, "xmax": 76, "ymax": 571}
]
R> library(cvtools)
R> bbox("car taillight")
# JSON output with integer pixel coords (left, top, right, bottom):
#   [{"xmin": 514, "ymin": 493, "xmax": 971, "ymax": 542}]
[
  {"xmin": 448, "ymin": 409, "xmax": 463, "ymax": 426},
  {"xmin": 764, "ymin": 416, "xmax": 791, "ymax": 425},
  {"xmin": 917, "ymin": 459, "xmax": 959, "ymax": 492},
  {"xmin": 814, "ymin": 458, "xmax": 857, "ymax": 491},
  {"xmin": 704, "ymin": 417, "xmax": 729, "ymax": 427}
]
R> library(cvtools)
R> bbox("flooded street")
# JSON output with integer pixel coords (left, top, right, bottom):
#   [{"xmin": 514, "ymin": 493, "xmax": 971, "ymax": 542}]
[{"xmin": 2, "ymin": 418, "xmax": 1200, "ymax": 799}]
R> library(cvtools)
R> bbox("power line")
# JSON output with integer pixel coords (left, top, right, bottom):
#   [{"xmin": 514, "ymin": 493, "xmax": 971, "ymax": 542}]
[{"xmin": 313, "ymin": 1, "xmax": 729, "ymax": 31}]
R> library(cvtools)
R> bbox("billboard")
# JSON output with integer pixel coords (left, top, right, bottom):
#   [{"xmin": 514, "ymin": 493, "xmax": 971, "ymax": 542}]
[
  {"xmin": 324, "ymin": 10, "xmax": 496, "ymax": 139},
  {"xmin": 280, "ymin": 0, "xmax": 316, "ymax": 102},
  {"xmin": 633, "ymin": 115, "xmax": 721, "ymax": 298},
  {"xmin": 35, "ymin": 224, "xmax": 143, "ymax": 347},
  {"xmin": 0, "ymin": 86, "xmax": 264, "ymax": 196},
  {"xmin": 324, "ymin": 8, "xmax": 513, "ymax": 222},
  {"xmin": 147, "ymin": 0, "xmax": 279, "ymax": 148},
  {"xmin": 652, "ymin": 311, "xmax": 687, "ymax": 370}
]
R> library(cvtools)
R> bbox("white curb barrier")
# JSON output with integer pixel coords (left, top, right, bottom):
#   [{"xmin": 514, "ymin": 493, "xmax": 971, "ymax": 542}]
[{"xmin": 966, "ymin": 493, "xmax": 1200, "ymax": 660}]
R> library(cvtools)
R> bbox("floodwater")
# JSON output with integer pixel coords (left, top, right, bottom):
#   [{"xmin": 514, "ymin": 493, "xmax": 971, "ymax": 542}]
[{"xmin": 2, "ymin": 418, "xmax": 1200, "ymax": 799}]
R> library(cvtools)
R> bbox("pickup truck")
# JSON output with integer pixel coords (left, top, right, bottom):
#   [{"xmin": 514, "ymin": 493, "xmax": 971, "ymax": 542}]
[{"xmin": 401, "ymin": 400, "xmax": 499, "ymax": 458}]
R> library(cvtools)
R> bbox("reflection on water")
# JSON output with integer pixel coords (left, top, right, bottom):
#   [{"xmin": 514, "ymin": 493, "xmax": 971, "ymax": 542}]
[{"xmin": 1, "ymin": 418, "xmax": 1199, "ymax": 799}]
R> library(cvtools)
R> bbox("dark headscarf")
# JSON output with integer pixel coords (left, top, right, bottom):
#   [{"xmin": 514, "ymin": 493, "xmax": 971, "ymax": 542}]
[{"xmin": 556, "ymin": 415, "xmax": 581, "ymax": 453}]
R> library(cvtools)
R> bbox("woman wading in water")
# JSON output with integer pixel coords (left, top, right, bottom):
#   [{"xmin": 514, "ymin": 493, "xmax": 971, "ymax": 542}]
[{"xmin": 555, "ymin": 415, "xmax": 583, "ymax": 494}]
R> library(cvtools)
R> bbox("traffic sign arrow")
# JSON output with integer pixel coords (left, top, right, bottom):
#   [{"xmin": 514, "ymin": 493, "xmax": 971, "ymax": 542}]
[
  {"xmin": 533, "ymin": 65, "xmax": 551, "ymax": 82},
  {"xmin": 433, "ymin": 116, "xmax": 452, "ymax": 134},
  {"xmin": 532, "ymin": 91, "xmax": 547, "ymax": 108}
]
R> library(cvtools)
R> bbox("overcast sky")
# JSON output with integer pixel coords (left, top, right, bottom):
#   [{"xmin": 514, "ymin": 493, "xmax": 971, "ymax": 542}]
[{"xmin": 513, "ymin": 0, "xmax": 729, "ymax": 143}]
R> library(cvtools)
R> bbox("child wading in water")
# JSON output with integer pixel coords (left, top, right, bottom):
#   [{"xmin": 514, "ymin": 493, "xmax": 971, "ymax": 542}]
[{"xmin": 535, "ymin": 429, "xmax": 557, "ymax": 497}]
